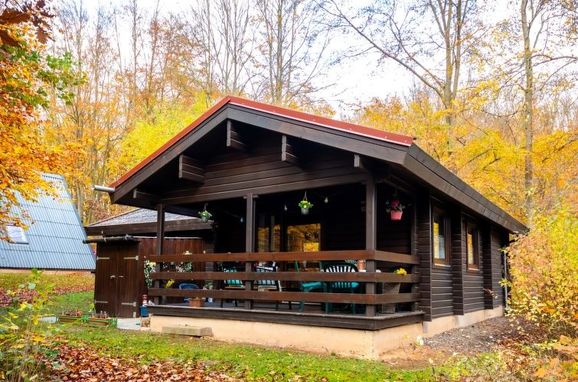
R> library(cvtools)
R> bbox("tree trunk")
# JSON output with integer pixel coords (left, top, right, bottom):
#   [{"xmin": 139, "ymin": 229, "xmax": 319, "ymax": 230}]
[{"xmin": 520, "ymin": 0, "xmax": 534, "ymax": 224}]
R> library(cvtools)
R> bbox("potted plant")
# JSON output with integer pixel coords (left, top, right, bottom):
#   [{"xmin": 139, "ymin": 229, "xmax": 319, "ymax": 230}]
[
  {"xmin": 385, "ymin": 198, "xmax": 406, "ymax": 221},
  {"xmin": 382, "ymin": 268, "xmax": 407, "ymax": 314},
  {"xmin": 298, "ymin": 192, "xmax": 313, "ymax": 215},
  {"xmin": 198, "ymin": 208, "xmax": 212, "ymax": 223}
]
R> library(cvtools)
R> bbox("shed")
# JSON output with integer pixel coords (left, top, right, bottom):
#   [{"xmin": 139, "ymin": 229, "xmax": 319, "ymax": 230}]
[
  {"xmin": 86, "ymin": 209, "xmax": 211, "ymax": 317},
  {"xmin": 0, "ymin": 174, "xmax": 94, "ymax": 271}
]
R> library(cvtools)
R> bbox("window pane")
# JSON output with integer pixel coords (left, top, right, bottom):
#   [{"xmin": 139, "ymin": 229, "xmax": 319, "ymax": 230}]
[
  {"xmin": 467, "ymin": 232, "xmax": 474, "ymax": 265},
  {"xmin": 5, "ymin": 225, "xmax": 28, "ymax": 244},
  {"xmin": 433, "ymin": 219, "xmax": 446, "ymax": 261}
]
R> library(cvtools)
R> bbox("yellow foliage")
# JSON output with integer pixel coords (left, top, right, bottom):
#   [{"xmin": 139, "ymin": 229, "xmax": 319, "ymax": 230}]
[
  {"xmin": 507, "ymin": 206, "xmax": 578, "ymax": 336},
  {"xmin": 0, "ymin": 18, "xmax": 69, "ymax": 228}
]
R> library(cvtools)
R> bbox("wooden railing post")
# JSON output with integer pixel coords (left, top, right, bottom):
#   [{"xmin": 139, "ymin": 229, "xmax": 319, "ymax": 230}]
[
  {"xmin": 155, "ymin": 203, "xmax": 165, "ymax": 304},
  {"xmin": 245, "ymin": 193, "xmax": 256, "ymax": 309},
  {"xmin": 365, "ymin": 178, "xmax": 377, "ymax": 317}
]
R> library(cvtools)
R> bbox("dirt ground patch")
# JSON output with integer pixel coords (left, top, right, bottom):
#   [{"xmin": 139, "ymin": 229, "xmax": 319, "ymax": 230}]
[{"xmin": 379, "ymin": 317, "xmax": 515, "ymax": 368}]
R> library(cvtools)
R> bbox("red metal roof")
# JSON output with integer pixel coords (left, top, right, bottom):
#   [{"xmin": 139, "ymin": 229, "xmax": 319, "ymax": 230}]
[{"xmin": 110, "ymin": 96, "xmax": 414, "ymax": 188}]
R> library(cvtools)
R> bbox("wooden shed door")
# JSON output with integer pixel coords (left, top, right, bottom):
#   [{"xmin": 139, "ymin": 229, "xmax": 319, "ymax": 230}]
[
  {"xmin": 94, "ymin": 242, "xmax": 141, "ymax": 318},
  {"xmin": 117, "ymin": 250, "xmax": 141, "ymax": 317},
  {"xmin": 94, "ymin": 244, "xmax": 119, "ymax": 316}
]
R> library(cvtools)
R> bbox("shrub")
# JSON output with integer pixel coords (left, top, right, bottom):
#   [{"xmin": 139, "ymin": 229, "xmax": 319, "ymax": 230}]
[
  {"xmin": 0, "ymin": 270, "xmax": 57, "ymax": 381},
  {"xmin": 506, "ymin": 206, "xmax": 578, "ymax": 336}
]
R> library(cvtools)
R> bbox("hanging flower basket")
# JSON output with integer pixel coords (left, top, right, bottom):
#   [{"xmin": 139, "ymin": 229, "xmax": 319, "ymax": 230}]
[
  {"xmin": 390, "ymin": 210, "xmax": 403, "ymax": 221},
  {"xmin": 298, "ymin": 193, "xmax": 313, "ymax": 215},
  {"xmin": 385, "ymin": 198, "xmax": 405, "ymax": 221},
  {"xmin": 198, "ymin": 209, "xmax": 212, "ymax": 223}
]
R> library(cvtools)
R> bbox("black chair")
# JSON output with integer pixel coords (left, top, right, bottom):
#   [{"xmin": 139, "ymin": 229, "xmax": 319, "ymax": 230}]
[
  {"xmin": 220, "ymin": 266, "xmax": 243, "ymax": 307},
  {"xmin": 254, "ymin": 263, "xmax": 281, "ymax": 310},
  {"xmin": 294, "ymin": 261, "xmax": 323, "ymax": 311}
]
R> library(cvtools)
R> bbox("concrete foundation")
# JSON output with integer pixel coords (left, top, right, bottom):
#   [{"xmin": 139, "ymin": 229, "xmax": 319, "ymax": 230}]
[
  {"xmin": 422, "ymin": 306, "xmax": 504, "ymax": 337},
  {"xmin": 149, "ymin": 306, "xmax": 504, "ymax": 360}
]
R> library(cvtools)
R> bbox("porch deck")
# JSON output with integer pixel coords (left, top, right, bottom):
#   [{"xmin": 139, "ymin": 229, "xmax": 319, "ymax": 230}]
[{"xmin": 146, "ymin": 249, "xmax": 423, "ymax": 330}]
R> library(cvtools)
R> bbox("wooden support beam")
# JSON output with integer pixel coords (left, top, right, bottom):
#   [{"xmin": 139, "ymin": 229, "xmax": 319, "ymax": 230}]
[
  {"xmin": 365, "ymin": 178, "xmax": 377, "ymax": 317},
  {"xmin": 155, "ymin": 203, "xmax": 166, "ymax": 304},
  {"xmin": 245, "ymin": 193, "xmax": 256, "ymax": 309},
  {"xmin": 281, "ymin": 135, "xmax": 299, "ymax": 166},
  {"xmin": 226, "ymin": 120, "xmax": 246, "ymax": 151},
  {"xmin": 178, "ymin": 155, "xmax": 205, "ymax": 183},
  {"xmin": 132, "ymin": 189, "xmax": 157, "ymax": 204},
  {"xmin": 354, "ymin": 154, "xmax": 373, "ymax": 172}
]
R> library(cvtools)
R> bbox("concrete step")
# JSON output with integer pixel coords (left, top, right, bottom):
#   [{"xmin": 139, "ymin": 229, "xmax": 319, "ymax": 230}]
[{"xmin": 161, "ymin": 325, "xmax": 213, "ymax": 337}]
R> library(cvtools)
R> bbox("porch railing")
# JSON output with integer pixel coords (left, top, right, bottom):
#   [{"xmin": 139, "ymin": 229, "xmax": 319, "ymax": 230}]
[{"xmin": 146, "ymin": 250, "xmax": 420, "ymax": 316}]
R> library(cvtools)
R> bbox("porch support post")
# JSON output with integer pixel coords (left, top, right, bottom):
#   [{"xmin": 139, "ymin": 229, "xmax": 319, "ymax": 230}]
[
  {"xmin": 156, "ymin": 203, "xmax": 165, "ymax": 255},
  {"xmin": 365, "ymin": 178, "xmax": 377, "ymax": 317},
  {"xmin": 245, "ymin": 193, "xmax": 255, "ymax": 309},
  {"xmin": 155, "ymin": 203, "xmax": 165, "ymax": 304}
]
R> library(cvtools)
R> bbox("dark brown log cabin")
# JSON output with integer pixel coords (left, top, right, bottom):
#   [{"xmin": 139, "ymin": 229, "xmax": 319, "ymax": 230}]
[{"xmin": 103, "ymin": 97, "xmax": 525, "ymax": 352}]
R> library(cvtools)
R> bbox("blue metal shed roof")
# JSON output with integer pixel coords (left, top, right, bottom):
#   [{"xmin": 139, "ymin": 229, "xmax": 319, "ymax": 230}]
[{"xmin": 0, "ymin": 174, "xmax": 95, "ymax": 270}]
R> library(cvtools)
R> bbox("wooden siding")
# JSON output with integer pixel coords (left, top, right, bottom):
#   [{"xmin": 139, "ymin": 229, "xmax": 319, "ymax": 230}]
[
  {"xmin": 161, "ymin": 135, "xmax": 369, "ymax": 205},
  {"xmin": 462, "ymin": 218, "xmax": 485, "ymax": 313},
  {"xmin": 484, "ymin": 226, "xmax": 505, "ymax": 308},
  {"xmin": 431, "ymin": 267, "xmax": 453, "ymax": 318},
  {"xmin": 416, "ymin": 191, "xmax": 432, "ymax": 321},
  {"xmin": 451, "ymin": 210, "xmax": 465, "ymax": 315}
]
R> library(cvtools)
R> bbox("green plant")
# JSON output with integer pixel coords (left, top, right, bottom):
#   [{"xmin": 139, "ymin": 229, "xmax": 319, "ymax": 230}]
[
  {"xmin": 298, "ymin": 199, "xmax": 313, "ymax": 209},
  {"xmin": 506, "ymin": 205, "xmax": 577, "ymax": 337},
  {"xmin": 144, "ymin": 260, "xmax": 156, "ymax": 288},
  {"xmin": 198, "ymin": 209, "xmax": 212, "ymax": 221},
  {"xmin": 0, "ymin": 270, "xmax": 57, "ymax": 381}
]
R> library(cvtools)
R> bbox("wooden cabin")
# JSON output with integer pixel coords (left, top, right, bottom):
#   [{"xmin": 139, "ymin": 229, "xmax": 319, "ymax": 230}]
[{"xmin": 104, "ymin": 96, "xmax": 525, "ymax": 359}]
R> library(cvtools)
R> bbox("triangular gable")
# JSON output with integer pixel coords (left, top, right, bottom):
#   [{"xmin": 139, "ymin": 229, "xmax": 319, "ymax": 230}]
[
  {"xmin": 108, "ymin": 96, "xmax": 525, "ymax": 233},
  {"xmin": 111, "ymin": 96, "xmax": 413, "ymax": 190}
]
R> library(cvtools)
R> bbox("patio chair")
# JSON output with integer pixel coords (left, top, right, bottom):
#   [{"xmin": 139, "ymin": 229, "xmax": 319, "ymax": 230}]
[
  {"xmin": 294, "ymin": 261, "xmax": 323, "ymax": 312},
  {"xmin": 254, "ymin": 263, "xmax": 281, "ymax": 310},
  {"xmin": 220, "ymin": 266, "xmax": 243, "ymax": 307},
  {"xmin": 179, "ymin": 282, "xmax": 199, "ymax": 304},
  {"xmin": 323, "ymin": 262, "xmax": 359, "ymax": 314}
]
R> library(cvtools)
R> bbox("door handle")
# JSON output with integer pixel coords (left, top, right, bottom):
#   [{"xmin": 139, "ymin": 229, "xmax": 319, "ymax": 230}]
[
  {"xmin": 118, "ymin": 275, "xmax": 124, "ymax": 279},
  {"xmin": 110, "ymin": 275, "xmax": 116, "ymax": 279}
]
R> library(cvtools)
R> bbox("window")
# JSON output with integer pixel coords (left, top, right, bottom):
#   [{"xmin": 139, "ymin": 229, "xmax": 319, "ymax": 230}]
[
  {"xmin": 466, "ymin": 222, "xmax": 479, "ymax": 270},
  {"xmin": 432, "ymin": 210, "xmax": 450, "ymax": 265},
  {"xmin": 5, "ymin": 225, "xmax": 29, "ymax": 244}
]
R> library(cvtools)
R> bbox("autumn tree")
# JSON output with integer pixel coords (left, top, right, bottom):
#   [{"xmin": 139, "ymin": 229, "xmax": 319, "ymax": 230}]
[
  {"xmin": 255, "ymin": 0, "xmax": 330, "ymax": 107},
  {"xmin": 0, "ymin": 1, "xmax": 77, "ymax": 228},
  {"xmin": 322, "ymin": 0, "xmax": 482, "ymax": 163}
]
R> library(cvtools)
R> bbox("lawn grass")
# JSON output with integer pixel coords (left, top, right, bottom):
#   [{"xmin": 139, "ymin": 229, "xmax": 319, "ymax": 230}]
[
  {"xmin": 59, "ymin": 326, "xmax": 437, "ymax": 382},
  {"xmin": 46, "ymin": 291, "xmax": 94, "ymax": 316},
  {"xmin": 1, "ymin": 272, "xmax": 512, "ymax": 381},
  {"xmin": 0, "ymin": 271, "xmax": 93, "ymax": 294}
]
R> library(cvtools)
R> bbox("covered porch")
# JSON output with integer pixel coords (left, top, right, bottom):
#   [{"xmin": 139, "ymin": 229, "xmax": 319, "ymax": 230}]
[{"xmin": 146, "ymin": 181, "xmax": 423, "ymax": 331}]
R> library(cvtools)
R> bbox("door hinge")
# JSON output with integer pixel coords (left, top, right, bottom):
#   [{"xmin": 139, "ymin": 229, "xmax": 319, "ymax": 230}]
[
  {"xmin": 121, "ymin": 301, "xmax": 137, "ymax": 307},
  {"xmin": 94, "ymin": 300, "xmax": 108, "ymax": 304},
  {"xmin": 123, "ymin": 255, "xmax": 139, "ymax": 261},
  {"xmin": 96, "ymin": 256, "xmax": 110, "ymax": 260}
]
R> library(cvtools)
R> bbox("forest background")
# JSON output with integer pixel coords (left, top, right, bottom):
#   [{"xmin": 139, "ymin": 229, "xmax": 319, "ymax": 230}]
[{"xmin": 1, "ymin": 0, "xmax": 577, "ymax": 334}]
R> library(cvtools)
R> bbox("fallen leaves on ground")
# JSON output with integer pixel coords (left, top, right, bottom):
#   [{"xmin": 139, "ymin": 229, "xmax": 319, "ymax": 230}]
[
  {"xmin": 0, "ymin": 273, "xmax": 93, "ymax": 307},
  {"xmin": 0, "ymin": 287, "xmax": 38, "ymax": 307},
  {"xmin": 44, "ymin": 344, "xmax": 239, "ymax": 382}
]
